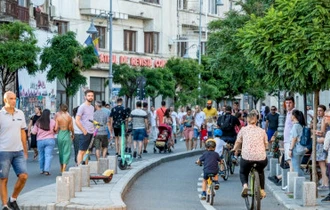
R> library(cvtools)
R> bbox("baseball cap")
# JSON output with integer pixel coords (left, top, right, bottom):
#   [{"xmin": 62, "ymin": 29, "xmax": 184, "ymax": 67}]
[{"xmin": 207, "ymin": 100, "xmax": 212, "ymax": 104}]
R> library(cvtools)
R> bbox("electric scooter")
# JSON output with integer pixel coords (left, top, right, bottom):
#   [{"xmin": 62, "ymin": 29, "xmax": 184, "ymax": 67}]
[
  {"xmin": 118, "ymin": 120, "xmax": 133, "ymax": 170},
  {"xmin": 81, "ymin": 120, "xmax": 114, "ymax": 184}
]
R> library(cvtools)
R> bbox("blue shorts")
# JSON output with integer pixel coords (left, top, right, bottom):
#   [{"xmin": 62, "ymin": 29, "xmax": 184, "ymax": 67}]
[
  {"xmin": 180, "ymin": 124, "xmax": 184, "ymax": 133},
  {"xmin": 0, "ymin": 150, "xmax": 27, "ymax": 178},
  {"xmin": 79, "ymin": 133, "xmax": 93, "ymax": 151},
  {"xmin": 133, "ymin": 129, "xmax": 146, "ymax": 141},
  {"xmin": 267, "ymin": 129, "xmax": 276, "ymax": 141},
  {"xmin": 193, "ymin": 128, "xmax": 200, "ymax": 139}
]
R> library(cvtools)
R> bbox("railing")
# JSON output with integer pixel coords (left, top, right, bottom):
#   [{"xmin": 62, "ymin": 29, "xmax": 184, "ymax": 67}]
[
  {"xmin": 34, "ymin": 9, "xmax": 49, "ymax": 30},
  {"xmin": 3, "ymin": 0, "xmax": 29, "ymax": 22}
]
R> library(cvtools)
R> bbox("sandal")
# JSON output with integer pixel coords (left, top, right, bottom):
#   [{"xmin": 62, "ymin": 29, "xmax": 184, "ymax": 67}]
[
  {"xmin": 260, "ymin": 189, "xmax": 267, "ymax": 199},
  {"xmin": 241, "ymin": 186, "xmax": 248, "ymax": 198},
  {"xmin": 34, "ymin": 152, "xmax": 38, "ymax": 160},
  {"xmin": 44, "ymin": 172, "xmax": 51, "ymax": 176},
  {"xmin": 40, "ymin": 171, "xmax": 44, "ymax": 174}
]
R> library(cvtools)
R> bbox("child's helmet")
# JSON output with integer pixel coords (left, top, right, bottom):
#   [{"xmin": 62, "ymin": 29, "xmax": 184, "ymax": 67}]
[
  {"xmin": 214, "ymin": 129, "xmax": 223, "ymax": 137},
  {"xmin": 205, "ymin": 139, "xmax": 216, "ymax": 149}
]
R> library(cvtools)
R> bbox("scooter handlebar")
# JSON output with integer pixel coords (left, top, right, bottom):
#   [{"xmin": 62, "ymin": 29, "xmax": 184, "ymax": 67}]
[{"xmin": 89, "ymin": 120, "xmax": 103, "ymax": 126}]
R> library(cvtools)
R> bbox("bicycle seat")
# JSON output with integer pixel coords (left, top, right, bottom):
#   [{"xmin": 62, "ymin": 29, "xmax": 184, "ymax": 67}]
[{"xmin": 208, "ymin": 174, "xmax": 215, "ymax": 177}]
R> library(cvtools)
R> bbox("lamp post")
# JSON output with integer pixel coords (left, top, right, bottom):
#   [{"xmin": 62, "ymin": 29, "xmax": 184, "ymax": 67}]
[{"xmin": 86, "ymin": 0, "xmax": 113, "ymax": 105}]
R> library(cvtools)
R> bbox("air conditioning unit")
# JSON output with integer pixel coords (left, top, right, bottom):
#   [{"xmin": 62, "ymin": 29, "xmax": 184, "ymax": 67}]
[{"xmin": 50, "ymin": 5, "xmax": 56, "ymax": 17}]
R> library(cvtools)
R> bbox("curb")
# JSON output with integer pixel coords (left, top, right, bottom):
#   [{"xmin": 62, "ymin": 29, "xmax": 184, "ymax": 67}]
[{"xmin": 110, "ymin": 149, "xmax": 204, "ymax": 210}]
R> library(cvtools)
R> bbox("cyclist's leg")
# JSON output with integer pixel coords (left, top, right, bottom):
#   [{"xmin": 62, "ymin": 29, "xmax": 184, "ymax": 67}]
[
  {"xmin": 255, "ymin": 158, "xmax": 268, "ymax": 190},
  {"xmin": 239, "ymin": 158, "xmax": 252, "ymax": 197}
]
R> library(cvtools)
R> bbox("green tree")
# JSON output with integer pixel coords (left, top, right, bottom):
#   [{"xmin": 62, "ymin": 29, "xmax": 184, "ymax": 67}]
[
  {"xmin": 237, "ymin": 0, "xmax": 330, "ymax": 190},
  {"xmin": 141, "ymin": 67, "xmax": 162, "ymax": 106},
  {"xmin": 0, "ymin": 22, "xmax": 40, "ymax": 98},
  {"xmin": 158, "ymin": 67, "xmax": 175, "ymax": 101},
  {"xmin": 40, "ymin": 32, "xmax": 98, "ymax": 106},
  {"xmin": 165, "ymin": 58, "xmax": 202, "ymax": 107}
]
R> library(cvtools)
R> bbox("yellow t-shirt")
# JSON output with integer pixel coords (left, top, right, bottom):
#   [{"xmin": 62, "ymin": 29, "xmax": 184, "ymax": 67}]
[{"xmin": 203, "ymin": 107, "xmax": 217, "ymax": 119}]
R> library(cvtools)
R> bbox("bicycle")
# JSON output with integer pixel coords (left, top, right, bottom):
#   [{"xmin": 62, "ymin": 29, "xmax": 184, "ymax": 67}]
[
  {"xmin": 244, "ymin": 163, "xmax": 261, "ymax": 210},
  {"xmin": 222, "ymin": 143, "xmax": 236, "ymax": 175},
  {"xmin": 196, "ymin": 162, "xmax": 217, "ymax": 206},
  {"xmin": 218, "ymin": 155, "xmax": 228, "ymax": 181}
]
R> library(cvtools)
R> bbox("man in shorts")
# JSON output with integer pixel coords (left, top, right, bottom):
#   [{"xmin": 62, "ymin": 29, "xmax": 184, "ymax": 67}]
[
  {"xmin": 0, "ymin": 91, "xmax": 28, "ymax": 210},
  {"xmin": 110, "ymin": 98, "xmax": 126, "ymax": 156},
  {"xmin": 131, "ymin": 101, "xmax": 148, "ymax": 158},
  {"xmin": 93, "ymin": 101, "xmax": 111, "ymax": 160},
  {"xmin": 76, "ymin": 90, "xmax": 95, "ymax": 165}
]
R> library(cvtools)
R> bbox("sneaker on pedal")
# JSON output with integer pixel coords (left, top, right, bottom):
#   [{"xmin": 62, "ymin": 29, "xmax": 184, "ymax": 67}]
[
  {"xmin": 2, "ymin": 206, "xmax": 11, "ymax": 210},
  {"xmin": 219, "ymin": 171, "xmax": 225, "ymax": 177},
  {"xmin": 201, "ymin": 191, "xmax": 206, "ymax": 200},
  {"xmin": 321, "ymin": 194, "xmax": 330, "ymax": 202},
  {"xmin": 8, "ymin": 198, "xmax": 19, "ymax": 210},
  {"xmin": 214, "ymin": 181, "xmax": 220, "ymax": 190}
]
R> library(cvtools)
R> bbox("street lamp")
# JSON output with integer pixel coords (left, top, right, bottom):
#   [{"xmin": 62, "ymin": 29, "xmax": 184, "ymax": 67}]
[{"xmin": 86, "ymin": 0, "xmax": 113, "ymax": 105}]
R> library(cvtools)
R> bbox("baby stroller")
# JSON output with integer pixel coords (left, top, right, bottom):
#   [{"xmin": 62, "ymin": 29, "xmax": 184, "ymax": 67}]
[{"xmin": 154, "ymin": 124, "xmax": 173, "ymax": 153}]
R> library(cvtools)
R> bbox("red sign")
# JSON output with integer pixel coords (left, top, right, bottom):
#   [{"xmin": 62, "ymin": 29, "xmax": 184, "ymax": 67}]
[{"xmin": 99, "ymin": 53, "xmax": 167, "ymax": 68}]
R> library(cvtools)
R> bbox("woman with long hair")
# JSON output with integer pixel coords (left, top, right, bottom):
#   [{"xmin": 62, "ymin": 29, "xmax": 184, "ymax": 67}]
[
  {"xmin": 288, "ymin": 109, "xmax": 307, "ymax": 176},
  {"xmin": 28, "ymin": 106, "xmax": 42, "ymax": 160},
  {"xmin": 31, "ymin": 109, "xmax": 56, "ymax": 175},
  {"xmin": 72, "ymin": 106, "xmax": 81, "ymax": 165},
  {"xmin": 232, "ymin": 110, "xmax": 268, "ymax": 198}
]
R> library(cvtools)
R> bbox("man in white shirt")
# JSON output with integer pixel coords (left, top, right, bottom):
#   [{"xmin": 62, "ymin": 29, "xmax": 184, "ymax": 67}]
[
  {"xmin": 177, "ymin": 107, "xmax": 186, "ymax": 141},
  {"xmin": 170, "ymin": 106, "xmax": 179, "ymax": 144},
  {"xmin": 193, "ymin": 105, "xmax": 206, "ymax": 150}
]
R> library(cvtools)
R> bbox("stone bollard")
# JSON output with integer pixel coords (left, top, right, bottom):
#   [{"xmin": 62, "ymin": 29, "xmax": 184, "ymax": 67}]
[
  {"xmin": 107, "ymin": 155, "xmax": 118, "ymax": 174},
  {"xmin": 303, "ymin": 182, "xmax": 316, "ymax": 206},
  {"xmin": 99, "ymin": 158, "xmax": 109, "ymax": 174},
  {"xmin": 69, "ymin": 167, "xmax": 82, "ymax": 192},
  {"xmin": 269, "ymin": 158, "xmax": 278, "ymax": 177},
  {"xmin": 281, "ymin": 168, "xmax": 289, "ymax": 188},
  {"xmin": 287, "ymin": 172, "xmax": 298, "ymax": 193},
  {"xmin": 266, "ymin": 155, "xmax": 273, "ymax": 170},
  {"xmin": 88, "ymin": 161, "xmax": 99, "ymax": 174},
  {"xmin": 62, "ymin": 171, "xmax": 75, "ymax": 198},
  {"xmin": 276, "ymin": 163, "xmax": 282, "ymax": 176},
  {"xmin": 56, "ymin": 176, "xmax": 70, "ymax": 202},
  {"xmin": 293, "ymin": 177, "xmax": 305, "ymax": 199},
  {"xmin": 79, "ymin": 165, "xmax": 90, "ymax": 187}
]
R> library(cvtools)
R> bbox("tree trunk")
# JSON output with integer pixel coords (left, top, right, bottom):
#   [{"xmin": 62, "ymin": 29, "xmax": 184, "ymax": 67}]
[{"xmin": 312, "ymin": 90, "xmax": 319, "ymax": 197}]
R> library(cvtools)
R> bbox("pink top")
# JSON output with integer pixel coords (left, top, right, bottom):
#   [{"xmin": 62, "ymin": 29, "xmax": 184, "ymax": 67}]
[
  {"xmin": 32, "ymin": 119, "xmax": 56, "ymax": 140},
  {"xmin": 236, "ymin": 125, "xmax": 267, "ymax": 161}
]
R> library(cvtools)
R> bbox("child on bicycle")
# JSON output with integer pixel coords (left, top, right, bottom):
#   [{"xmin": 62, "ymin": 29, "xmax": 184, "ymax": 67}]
[
  {"xmin": 196, "ymin": 139, "xmax": 221, "ymax": 200},
  {"xmin": 214, "ymin": 129, "xmax": 226, "ymax": 177}
]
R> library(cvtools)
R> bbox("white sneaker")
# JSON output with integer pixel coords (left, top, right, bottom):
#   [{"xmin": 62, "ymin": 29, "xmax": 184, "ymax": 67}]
[{"xmin": 282, "ymin": 185, "xmax": 287, "ymax": 191}]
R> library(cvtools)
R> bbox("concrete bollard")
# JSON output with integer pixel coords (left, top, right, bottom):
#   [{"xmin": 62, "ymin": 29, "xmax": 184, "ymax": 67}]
[
  {"xmin": 107, "ymin": 155, "xmax": 117, "ymax": 174},
  {"xmin": 62, "ymin": 171, "xmax": 75, "ymax": 198},
  {"xmin": 99, "ymin": 158, "xmax": 109, "ymax": 174},
  {"xmin": 79, "ymin": 165, "xmax": 90, "ymax": 187},
  {"xmin": 281, "ymin": 168, "xmax": 289, "ymax": 188},
  {"xmin": 303, "ymin": 182, "xmax": 316, "ymax": 206},
  {"xmin": 269, "ymin": 158, "xmax": 278, "ymax": 177},
  {"xmin": 56, "ymin": 176, "xmax": 70, "ymax": 202},
  {"xmin": 287, "ymin": 172, "xmax": 298, "ymax": 193},
  {"xmin": 276, "ymin": 163, "xmax": 282, "ymax": 176},
  {"xmin": 88, "ymin": 161, "xmax": 99, "ymax": 174},
  {"xmin": 293, "ymin": 177, "xmax": 305, "ymax": 199},
  {"xmin": 266, "ymin": 155, "xmax": 273, "ymax": 170},
  {"xmin": 69, "ymin": 167, "xmax": 82, "ymax": 192}
]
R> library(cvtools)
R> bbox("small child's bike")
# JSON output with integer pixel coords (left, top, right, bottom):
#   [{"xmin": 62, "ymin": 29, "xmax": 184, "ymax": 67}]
[{"xmin": 205, "ymin": 173, "xmax": 216, "ymax": 205}]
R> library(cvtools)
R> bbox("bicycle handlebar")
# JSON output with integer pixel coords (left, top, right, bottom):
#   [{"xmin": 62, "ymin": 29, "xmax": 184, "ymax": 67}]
[{"xmin": 89, "ymin": 120, "xmax": 103, "ymax": 126}]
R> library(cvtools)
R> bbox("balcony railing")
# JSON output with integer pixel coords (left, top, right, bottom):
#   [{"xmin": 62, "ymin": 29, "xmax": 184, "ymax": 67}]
[
  {"xmin": 2, "ymin": 0, "xmax": 29, "ymax": 22},
  {"xmin": 34, "ymin": 8, "xmax": 49, "ymax": 30}
]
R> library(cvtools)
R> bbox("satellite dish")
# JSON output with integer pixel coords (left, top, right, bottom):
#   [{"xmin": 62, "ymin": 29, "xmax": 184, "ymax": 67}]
[{"xmin": 31, "ymin": 0, "xmax": 45, "ymax": 6}]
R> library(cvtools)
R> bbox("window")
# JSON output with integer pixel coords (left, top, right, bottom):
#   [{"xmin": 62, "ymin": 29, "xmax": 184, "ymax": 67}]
[
  {"xmin": 144, "ymin": 32, "xmax": 159, "ymax": 54},
  {"xmin": 92, "ymin": 26, "xmax": 106, "ymax": 49},
  {"xmin": 178, "ymin": 0, "xmax": 188, "ymax": 10},
  {"xmin": 54, "ymin": 20, "xmax": 69, "ymax": 35},
  {"xmin": 177, "ymin": 41, "xmax": 187, "ymax": 57},
  {"xmin": 90, "ymin": 77, "xmax": 105, "ymax": 102},
  {"xmin": 208, "ymin": 0, "xmax": 218, "ymax": 15},
  {"xmin": 143, "ymin": 0, "xmax": 160, "ymax": 4},
  {"xmin": 124, "ymin": 30, "xmax": 137, "ymax": 52}
]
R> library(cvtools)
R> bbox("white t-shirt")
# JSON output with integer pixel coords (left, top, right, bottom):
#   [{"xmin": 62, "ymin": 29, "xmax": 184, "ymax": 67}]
[
  {"xmin": 171, "ymin": 111, "xmax": 178, "ymax": 126},
  {"xmin": 215, "ymin": 137, "xmax": 226, "ymax": 156},
  {"xmin": 150, "ymin": 110, "xmax": 156, "ymax": 127},
  {"xmin": 178, "ymin": 111, "xmax": 186, "ymax": 124},
  {"xmin": 194, "ymin": 111, "xmax": 206, "ymax": 129}
]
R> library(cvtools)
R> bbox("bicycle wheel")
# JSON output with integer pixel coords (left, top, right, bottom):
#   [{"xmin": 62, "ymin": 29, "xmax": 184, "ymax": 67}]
[
  {"xmin": 209, "ymin": 184, "xmax": 215, "ymax": 205},
  {"xmin": 244, "ymin": 172, "xmax": 254, "ymax": 210},
  {"xmin": 221, "ymin": 160, "xmax": 229, "ymax": 181},
  {"xmin": 230, "ymin": 153, "xmax": 235, "ymax": 174},
  {"xmin": 253, "ymin": 171, "xmax": 261, "ymax": 210}
]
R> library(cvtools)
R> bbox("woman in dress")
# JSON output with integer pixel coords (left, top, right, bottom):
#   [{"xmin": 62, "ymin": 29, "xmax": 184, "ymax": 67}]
[{"xmin": 31, "ymin": 109, "xmax": 56, "ymax": 175}]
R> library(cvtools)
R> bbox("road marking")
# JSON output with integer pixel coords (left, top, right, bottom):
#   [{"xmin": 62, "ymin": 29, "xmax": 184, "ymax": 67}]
[{"xmin": 197, "ymin": 173, "xmax": 216, "ymax": 210}]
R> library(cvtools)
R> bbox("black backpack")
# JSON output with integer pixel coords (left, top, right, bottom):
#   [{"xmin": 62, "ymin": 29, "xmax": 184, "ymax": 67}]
[{"xmin": 218, "ymin": 114, "xmax": 233, "ymax": 132}]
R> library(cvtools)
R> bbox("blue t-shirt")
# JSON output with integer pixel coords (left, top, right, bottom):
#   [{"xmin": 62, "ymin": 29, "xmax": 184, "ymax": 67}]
[{"xmin": 199, "ymin": 150, "xmax": 221, "ymax": 174}]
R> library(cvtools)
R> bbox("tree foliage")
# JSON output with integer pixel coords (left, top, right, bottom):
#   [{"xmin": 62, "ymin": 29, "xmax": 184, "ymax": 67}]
[
  {"xmin": 40, "ymin": 31, "xmax": 98, "ymax": 106},
  {"xmin": 0, "ymin": 21, "xmax": 40, "ymax": 97}
]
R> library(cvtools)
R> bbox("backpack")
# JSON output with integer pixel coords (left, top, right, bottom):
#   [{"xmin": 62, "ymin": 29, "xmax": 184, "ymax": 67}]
[
  {"xmin": 300, "ymin": 126, "xmax": 312, "ymax": 147},
  {"xmin": 218, "ymin": 114, "xmax": 233, "ymax": 132}
]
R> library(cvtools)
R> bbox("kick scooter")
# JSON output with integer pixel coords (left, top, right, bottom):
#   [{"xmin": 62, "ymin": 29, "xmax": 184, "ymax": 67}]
[{"xmin": 118, "ymin": 120, "xmax": 133, "ymax": 170}]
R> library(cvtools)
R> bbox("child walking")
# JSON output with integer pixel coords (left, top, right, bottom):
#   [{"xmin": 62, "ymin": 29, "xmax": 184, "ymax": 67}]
[{"xmin": 200, "ymin": 124, "xmax": 208, "ymax": 148}]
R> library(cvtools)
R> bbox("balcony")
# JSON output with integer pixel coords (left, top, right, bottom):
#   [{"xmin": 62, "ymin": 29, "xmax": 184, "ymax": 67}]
[
  {"xmin": 0, "ymin": 0, "xmax": 29, "ymax": 22},
  {"xmin": 34, "ymin": 8, "xmax": 49, "ymax": 30}
]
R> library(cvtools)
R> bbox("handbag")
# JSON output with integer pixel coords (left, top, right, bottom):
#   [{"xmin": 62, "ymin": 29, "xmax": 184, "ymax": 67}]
[{"xmin": 280, "ymin": 154, "xmax": 290, "ymax": 169}]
